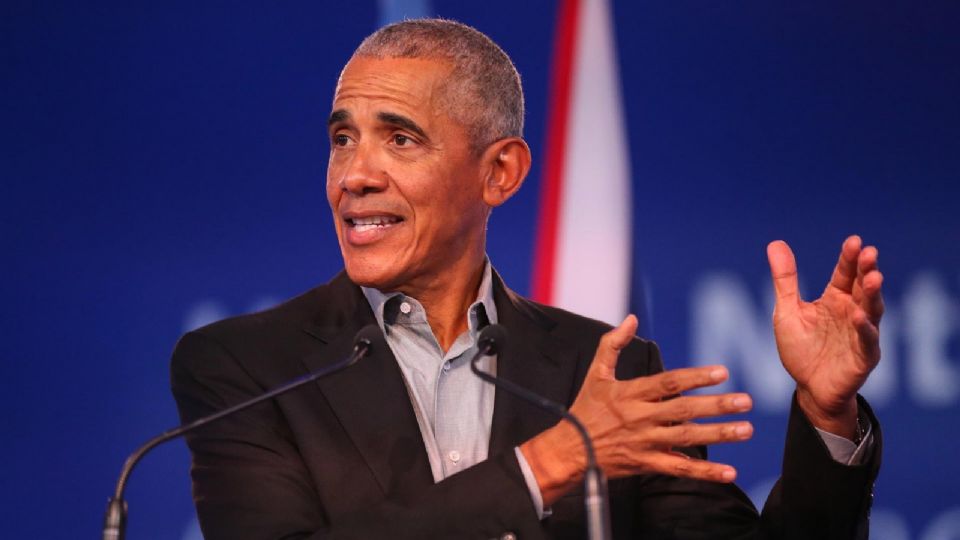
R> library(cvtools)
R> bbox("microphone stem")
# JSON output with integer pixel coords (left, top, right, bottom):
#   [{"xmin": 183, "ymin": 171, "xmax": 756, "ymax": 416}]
[
  {"xmin": 103, "ymin": 340, "xmax": 370, "ymax": 540},
  {"xmin": 470, "ymin": 345, "xmax": 612, "ymax": 540}
]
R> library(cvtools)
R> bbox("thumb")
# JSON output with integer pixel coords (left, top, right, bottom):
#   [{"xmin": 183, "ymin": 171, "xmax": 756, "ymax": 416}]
[
  {"xmin": 590, "ymin": 314, "xmax": 639, "ymax": 380},
  {"xmin": 767, "ymin": 240, "xmax": 801, "ymax": 317}
]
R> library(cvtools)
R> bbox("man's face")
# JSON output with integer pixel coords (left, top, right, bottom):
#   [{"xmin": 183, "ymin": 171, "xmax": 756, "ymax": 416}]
[{"xmin": 326, "ymin": 56, "xmax": 490, "ymax": 292}]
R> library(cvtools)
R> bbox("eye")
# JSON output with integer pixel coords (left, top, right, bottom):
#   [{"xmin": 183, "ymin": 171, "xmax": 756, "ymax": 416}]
[
  {"xmin": 393, "ymin": 134, "xmax": 412, "ymax": 146},
  {"xmin": 333, "ymin": 134, "xmax": 350, "ymax": 147}
]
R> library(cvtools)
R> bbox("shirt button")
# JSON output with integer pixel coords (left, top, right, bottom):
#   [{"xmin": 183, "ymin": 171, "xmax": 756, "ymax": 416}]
[
  {"xmin": 500, "ymin": 533, "xmax": 517, "ymax": 540},
  {"xmin": 442, "ymin": 362, "xmax": 451, "ymax": 372},
  {"xmin": 399, "ymin": 301, "xmax": 412, "ymax": 314},
  {"xmin": 448, "ymin": 450, "xmax": 461, "ymax": 463}
]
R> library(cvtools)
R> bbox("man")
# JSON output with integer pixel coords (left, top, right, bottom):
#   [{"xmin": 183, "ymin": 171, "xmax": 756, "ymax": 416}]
[{"xmin": 172, "ymin": 19, "xmax": 883, "ymax": 539}]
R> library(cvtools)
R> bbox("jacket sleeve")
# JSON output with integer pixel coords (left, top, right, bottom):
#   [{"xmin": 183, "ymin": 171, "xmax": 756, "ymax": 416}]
[
  {"xmin": 760, "ymin": 394, "xmax": 880, "ymax": 540},
  {"xmin": 597, "ymin": 340, "xmax": 881, "ymax": 540},
  {"xmin": 171, "ymin": 329, "xmax": 548, "ymax": 540}
]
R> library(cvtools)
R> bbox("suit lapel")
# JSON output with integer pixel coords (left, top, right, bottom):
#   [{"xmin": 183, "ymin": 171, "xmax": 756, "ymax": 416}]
[
  {"xmin": 488, "ymin": 272, "xmax": 582, "ymax": 456},
  {"xmin": 300, "ymin": 273, "xmax": 434, "ymax": 499},
  {"xmin": 296, "ymin": 270, "xmax": 583, "ymax": 496}
]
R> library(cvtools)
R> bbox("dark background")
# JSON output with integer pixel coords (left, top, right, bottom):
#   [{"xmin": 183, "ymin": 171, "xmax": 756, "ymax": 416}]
[{"xmin": 2, "ymin": 1, "xmax": 958, "ymax": 538}]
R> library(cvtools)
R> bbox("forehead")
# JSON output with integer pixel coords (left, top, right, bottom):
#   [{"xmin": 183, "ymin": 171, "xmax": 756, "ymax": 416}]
[{"xmin": 333, "ymin": 56, "xmax": 453, "ymax": 119}]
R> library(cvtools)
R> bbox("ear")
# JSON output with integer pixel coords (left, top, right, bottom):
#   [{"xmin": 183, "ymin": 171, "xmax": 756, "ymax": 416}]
[{"xmin": 480, "ymin": 137, "xmax": 531, "ymax": 207}]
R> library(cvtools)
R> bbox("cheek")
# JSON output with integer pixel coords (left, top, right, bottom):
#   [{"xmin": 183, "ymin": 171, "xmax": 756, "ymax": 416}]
[
  {"xmin": 326, "ymin": 183, "xmax": 338, "ymax": 209},
  {"xmin": 325, "ymin": 169, "xmax": 341, "ymax": 209},
  {"xmin": 326, "ymin": 149, "xmax": 349, "ymax": 198},
  {"xmin": 325, "ymin": 182, "xmax": 346, "ymax": 241}
]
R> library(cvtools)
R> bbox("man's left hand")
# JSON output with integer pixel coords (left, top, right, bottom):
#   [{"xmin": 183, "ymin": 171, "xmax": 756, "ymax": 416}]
[{"xmin": 767, "ymin": 235, "xmax": 884, "ymax": 439}]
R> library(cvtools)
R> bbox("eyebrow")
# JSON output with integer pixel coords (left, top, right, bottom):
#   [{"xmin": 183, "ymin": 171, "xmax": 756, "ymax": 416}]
[
  {"xmin": 327, "ymin": 109, "xmax": 350, "ymax": 127},
  {"xmin": 327, "ymin": 109, "xmax": 431, "ymax": 142},
  {"xmin": 376, "ymin": 112, "xmax": 429, "ymax": 141}
]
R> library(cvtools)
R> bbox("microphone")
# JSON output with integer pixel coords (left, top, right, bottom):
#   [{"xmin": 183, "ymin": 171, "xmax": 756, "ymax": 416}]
[
  {"xmin": 470, "ymin": 325, "xmax": 612, "ymax": 540},
  {"xmin": 101, "ymin": 324, "xmax": 382, "ymax": 540}
]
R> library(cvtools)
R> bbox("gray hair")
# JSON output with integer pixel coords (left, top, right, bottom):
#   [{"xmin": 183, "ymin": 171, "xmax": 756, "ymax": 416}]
[{"xmin": 352, "ymin": 18, "xmax": 524, "ymax": 152}]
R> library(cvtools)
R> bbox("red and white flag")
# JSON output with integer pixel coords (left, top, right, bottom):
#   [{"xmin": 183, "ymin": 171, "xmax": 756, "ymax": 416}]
[{"xmin": 533, "ymin": 0, "xmax": 632, "ymax": 326}]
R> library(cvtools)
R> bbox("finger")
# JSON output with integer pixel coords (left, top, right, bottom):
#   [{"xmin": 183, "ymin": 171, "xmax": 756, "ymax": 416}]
[
  {"xmin": 649, "ymin": 420, "xmax": 754, "ymax": 448},
  {"xmin": 589, "ymin": 314, "xmax": 639, "ymax": 379},
  {"xmin": 826, "ymin": 235, "xmax": 862, "ymax": 294},
  {"xmin": 644, "ymin": 393, "xmax": 753, "ymax": 423},
  {"xmin": 861, "ymin": 269, "xmax": 885, "ymax": 326},
  {"xmin": 857, "ymin": 245, "xmax": 879, "ymax": 277},
  {"xmin": 767, "ymin": 240, "xmax": 801, "ymax": 315},
  {"xmin": 643, "ymin": 453, "xmax": 738, "ymax": 483},
  {"xmin": 856, "ymin": 245, "xmax": 882, "ymax": 314},
  {"xmin": 628, "ymin": 365, "xmax": 730, "ymax": 401},
  {"xmin": 852, "ymin": 245, "xmax": 879, "ymax": 303}
]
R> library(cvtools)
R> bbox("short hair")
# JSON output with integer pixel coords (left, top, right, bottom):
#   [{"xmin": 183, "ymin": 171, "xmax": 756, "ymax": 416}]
[{"xmin": 352, "ymin": 18, "xmax": 524, "ymax": 153}]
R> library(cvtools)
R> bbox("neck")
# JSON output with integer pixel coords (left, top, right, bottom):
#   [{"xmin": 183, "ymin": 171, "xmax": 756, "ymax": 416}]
[{"xmin": 400, "ymin": 251, "xmax": 486, "ymax": 353}]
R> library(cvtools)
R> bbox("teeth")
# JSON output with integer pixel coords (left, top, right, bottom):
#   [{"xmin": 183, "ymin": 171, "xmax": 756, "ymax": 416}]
[
  {"xmin": 349, "ymin": 215, "xmax": 400, "ymax": 232},
  {"xmin": 352, "ymin": 216, "xmax": 397, "ymax": 226}
]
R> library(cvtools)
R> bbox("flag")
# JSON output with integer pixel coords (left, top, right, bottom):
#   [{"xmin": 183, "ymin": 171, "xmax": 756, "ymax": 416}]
[{"xmin": 533, "ymin": 0, "xmax": 632, "ymax": 326}]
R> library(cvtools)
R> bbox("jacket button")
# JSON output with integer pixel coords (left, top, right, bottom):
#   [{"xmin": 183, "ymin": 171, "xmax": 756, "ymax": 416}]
[{"xmin": 500, "ymin": 533, "xmax": 517, "ymax": 540}]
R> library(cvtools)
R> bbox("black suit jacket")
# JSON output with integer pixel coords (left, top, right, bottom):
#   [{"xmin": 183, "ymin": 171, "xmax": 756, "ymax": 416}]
[{"xmin": 171, "ymin": 271, "xmax": 880, "ymax": 539}]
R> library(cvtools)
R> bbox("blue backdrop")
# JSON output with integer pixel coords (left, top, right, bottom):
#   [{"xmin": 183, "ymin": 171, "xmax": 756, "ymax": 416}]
[{"xmin": 2, "ymin": 1, "xmax": 958, "ymax": 538}]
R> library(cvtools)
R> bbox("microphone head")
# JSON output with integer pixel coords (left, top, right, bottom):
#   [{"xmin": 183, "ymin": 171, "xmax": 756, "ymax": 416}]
[
  {"xmin": 478, "ymin": 324, "xmax": 508, "ymax": 355},
  {"xmin": 354, "ymin": 324, "xmax": 383, "ymax": 350}
]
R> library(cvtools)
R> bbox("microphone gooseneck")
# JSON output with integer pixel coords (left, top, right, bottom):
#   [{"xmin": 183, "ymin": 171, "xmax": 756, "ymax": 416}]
[
  {"xmin": 470, "ymin": 324, "xmax": 612, "ymax": 540},
  {"xmin": 101, "ymin": 324, "xmax": 381, "ymax": 540}
]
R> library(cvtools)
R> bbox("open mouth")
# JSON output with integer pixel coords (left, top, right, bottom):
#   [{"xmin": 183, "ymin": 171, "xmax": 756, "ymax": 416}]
[{"xmin": 347, "ymin": 215, "xmax": 403, "ymax": 233}]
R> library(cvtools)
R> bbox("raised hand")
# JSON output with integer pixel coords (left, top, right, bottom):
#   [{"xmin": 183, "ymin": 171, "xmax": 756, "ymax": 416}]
[
  {"xmin": 766, "ymin": 236, "xmax": 884, "ymax": 438},
  {"xmin": 520, "ymin": 315, "xmax": 754, "ymax": 507}
]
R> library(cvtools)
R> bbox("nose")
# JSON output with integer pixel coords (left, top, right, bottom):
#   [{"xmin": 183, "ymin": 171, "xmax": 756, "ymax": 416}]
[{"xmin": 337, "ymin": 142, "xmax": 389, "ymax": 196}]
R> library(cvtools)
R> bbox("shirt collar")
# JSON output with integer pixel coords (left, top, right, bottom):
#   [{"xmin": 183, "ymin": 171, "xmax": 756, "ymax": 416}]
[{"xmin": 360, "ymin": 260, "xmax": 498, "ymax": 337}]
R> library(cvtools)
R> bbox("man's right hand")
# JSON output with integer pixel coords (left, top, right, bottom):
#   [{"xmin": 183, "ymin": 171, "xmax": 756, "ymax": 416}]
[{"xmin": 519, "ymin": 315, "xmax": 755, "ymax": 507}]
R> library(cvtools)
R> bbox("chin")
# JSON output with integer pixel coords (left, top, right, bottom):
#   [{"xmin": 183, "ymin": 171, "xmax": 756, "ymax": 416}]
[{"xmin": 342, "ymin": 256, "xmax": 404, "ymax": 291}]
